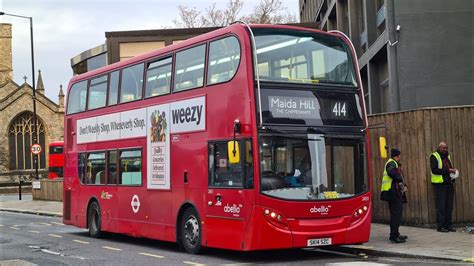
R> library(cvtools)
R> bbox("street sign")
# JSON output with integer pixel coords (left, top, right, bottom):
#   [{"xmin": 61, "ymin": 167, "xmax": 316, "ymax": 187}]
[{"xmin": 31, "ymin": 143, "xmax": 42, "ymax": 155}]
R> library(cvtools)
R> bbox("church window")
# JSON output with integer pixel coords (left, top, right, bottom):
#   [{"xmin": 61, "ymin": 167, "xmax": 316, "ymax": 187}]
[{"xmin": 8, "ymin": 112, "xmax": 46, "ymax": 170}]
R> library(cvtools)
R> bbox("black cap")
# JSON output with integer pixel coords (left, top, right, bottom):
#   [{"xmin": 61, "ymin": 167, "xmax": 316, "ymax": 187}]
[{"xmin": 391, "ymin": 148, "xmax": 401, "ymax": 158}]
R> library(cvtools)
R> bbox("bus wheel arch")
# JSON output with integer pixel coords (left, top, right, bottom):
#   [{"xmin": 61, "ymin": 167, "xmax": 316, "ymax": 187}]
[
  {"xmin": 176, "ymin": 203, "xmax": 202, "ymax": 254},
  {"xmin": 87, "ymin": 198, "xmax": 102, "ymax": 238}
]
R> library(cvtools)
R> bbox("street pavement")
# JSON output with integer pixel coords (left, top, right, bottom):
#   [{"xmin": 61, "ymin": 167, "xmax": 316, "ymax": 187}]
[{"xmin": 1, "ymin": 194, "xmax": 473, "ymax": 263}]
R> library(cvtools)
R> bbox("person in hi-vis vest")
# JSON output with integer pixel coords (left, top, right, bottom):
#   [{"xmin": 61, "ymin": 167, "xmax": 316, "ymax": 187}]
[
  {"xmin": 430, "ymin": 141, "xmax": 458, "ymax": 233},
  {"xmin": 380, "ymin": 148, "xmax": 407, "ymax": 243}
]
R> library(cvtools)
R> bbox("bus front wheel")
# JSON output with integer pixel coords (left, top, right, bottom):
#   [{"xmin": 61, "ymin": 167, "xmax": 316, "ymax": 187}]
[
  {"xmin": 88, "ymin": 201, "xmax": 102, "ymax": 238},
  {"xmin": 180, "ymin": 208, "xmax": 202, "ymax": 254}
]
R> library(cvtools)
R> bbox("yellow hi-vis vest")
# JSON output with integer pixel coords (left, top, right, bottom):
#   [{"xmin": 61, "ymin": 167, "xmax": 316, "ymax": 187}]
[
  {"xmin": 431, "ymin": 152, "xmax": 451, "ymax": 183},
  {"xmin": 381, "ymin": 158, "xmax": 398, "ymax": 192}
]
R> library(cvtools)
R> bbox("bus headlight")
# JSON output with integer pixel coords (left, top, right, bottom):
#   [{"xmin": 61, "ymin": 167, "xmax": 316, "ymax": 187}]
[{"xmin": 263, "ymin": 207, "xmax": 288, "ymax": 230}]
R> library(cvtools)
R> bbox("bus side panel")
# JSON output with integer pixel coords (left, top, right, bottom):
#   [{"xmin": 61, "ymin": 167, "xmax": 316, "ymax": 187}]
[
  {"xmin": 205, "ymin": 218, "xmax": 245, "ymax": 250},
  {"xmin": 345, "ymin": 206, "xmax": 371, "ymax": 244}
]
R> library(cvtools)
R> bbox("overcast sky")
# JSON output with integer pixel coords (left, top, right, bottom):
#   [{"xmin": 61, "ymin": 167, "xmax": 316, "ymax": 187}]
[{"xmin": 0, "ymin": 0, "xmax": 298, "ymax": 102}]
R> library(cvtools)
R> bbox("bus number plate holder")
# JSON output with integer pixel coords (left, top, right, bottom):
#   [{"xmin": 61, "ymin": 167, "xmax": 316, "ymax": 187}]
[{"xmin": 307, "ymin": 237, "xmax": 331, "ymax": 247}]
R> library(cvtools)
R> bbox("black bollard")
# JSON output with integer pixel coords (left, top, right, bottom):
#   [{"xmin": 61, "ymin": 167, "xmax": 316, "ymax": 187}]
[{"xmin": 19, "ymin": 176, "xmax": 22, "ymax": 200}]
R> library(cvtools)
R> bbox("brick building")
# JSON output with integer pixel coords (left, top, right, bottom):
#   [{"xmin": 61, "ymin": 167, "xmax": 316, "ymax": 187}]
[{"xmin": 0, "ymin": 23, "xmax": 64, "ymax": 181}]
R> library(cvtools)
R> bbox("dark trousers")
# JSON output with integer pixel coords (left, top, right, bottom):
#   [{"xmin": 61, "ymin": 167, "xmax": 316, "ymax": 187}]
[
  {"xmin": 433, "ymin": 184, "xmax": 454, "ymax": 229},
  {"xmin": 388, "ymin": 198, "xmax": 403, "ymax": 238}
]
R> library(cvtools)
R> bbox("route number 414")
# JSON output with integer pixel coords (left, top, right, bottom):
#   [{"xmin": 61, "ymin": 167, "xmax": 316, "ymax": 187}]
[{"xmin": 332, "ymin": 102, "xmax": 347, "ymax": 117}]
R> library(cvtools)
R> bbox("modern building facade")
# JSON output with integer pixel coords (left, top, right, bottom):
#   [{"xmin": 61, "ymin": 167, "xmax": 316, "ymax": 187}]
[
  {"xmin": 300, "ymin": 0, "xmax": 473, "ymax": 114},
  {"xmin": 70, "ymin": 26, "xmax": 222, "ymax": 75}
]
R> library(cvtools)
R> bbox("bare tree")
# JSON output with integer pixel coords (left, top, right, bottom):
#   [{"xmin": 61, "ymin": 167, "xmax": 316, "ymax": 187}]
[
  {"xmin": 173, "ymin": 5, "xmax": 206, "ymax": 28},
  {"xmin": 173, "ymin": 0, "xmax": 296, "ymax": 28}
]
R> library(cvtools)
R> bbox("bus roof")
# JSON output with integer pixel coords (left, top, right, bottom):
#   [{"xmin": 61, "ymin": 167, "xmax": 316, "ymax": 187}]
[
  {"xmin": 68, "ymin": 23, "xmax": 341, "ymax": 87},
  {"xmin": 49, "ymin": 141, "xmax": 64, "ymax": 146}
]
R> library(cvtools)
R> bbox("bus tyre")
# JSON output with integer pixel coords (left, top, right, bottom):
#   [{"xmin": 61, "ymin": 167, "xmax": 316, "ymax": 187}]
[
  {"xmin": 88, "ymin": 201, "xmax": 102, "ymax": 238},
  {"xmin": 180, "ymin": 208, "xmax": 202, "ymax": 254}
]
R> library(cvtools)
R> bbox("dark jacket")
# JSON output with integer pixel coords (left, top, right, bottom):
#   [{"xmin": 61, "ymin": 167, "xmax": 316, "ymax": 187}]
[
  {"xmin": 430, "ymin": 152, "xmax": 454, "ymax": 185},
  {"xmin": 381, "ymin": 160, "xmax": 404, "ymax": 202}
]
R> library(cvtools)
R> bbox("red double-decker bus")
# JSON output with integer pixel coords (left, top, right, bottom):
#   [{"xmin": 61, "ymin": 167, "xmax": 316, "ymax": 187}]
[
  {"xmin": 63, "ymin": 23, "xmax": 371, "ymax": 253},
  {"xmin": 48, "ymin": 141, "xmax": 64, "ymax": 179}
]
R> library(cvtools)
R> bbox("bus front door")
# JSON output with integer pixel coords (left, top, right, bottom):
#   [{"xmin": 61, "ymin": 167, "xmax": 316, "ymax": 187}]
[{"xmin": 205, "ymin": 140, "xmax": 254, "ymax": 250}]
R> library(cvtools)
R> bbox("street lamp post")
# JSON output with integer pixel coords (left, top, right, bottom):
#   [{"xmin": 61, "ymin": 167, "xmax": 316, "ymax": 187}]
[{"xmin": 0, "ymin": 11, "xmax": 39, "ymax": 179}]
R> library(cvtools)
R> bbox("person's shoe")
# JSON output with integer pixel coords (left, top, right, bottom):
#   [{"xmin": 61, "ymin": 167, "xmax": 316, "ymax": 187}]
[
  {"xmin": 437, "ymin": 228, "xmax": 449, "ymax": 232},
  {"xmin": 446, "ymin": 227, "xmax": 456, "ymax": 232},
  {"xmin": 398, "ymin": 235, "xmax": 408, "ymax": 240},
  {"xmin": 389, "ymin": 237, "xmax": 406, "ymax": 243}
]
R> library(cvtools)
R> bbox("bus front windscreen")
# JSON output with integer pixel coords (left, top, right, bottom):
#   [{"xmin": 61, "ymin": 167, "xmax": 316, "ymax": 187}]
[
  {"xmin": 259, "ymin": 134, "xmax": 368, "ymax": 201},
  {"xmin": 254, "ymin": 28, "xmax": 357, "ymax": 86}
]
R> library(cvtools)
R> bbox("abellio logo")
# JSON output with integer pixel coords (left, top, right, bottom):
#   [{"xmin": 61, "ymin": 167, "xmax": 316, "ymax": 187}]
[
  {"xmin": 224, "ymin": 204, "xmax": 241, "ymax": 214},
  {"xmin": 310, "ymin": 205, "xmax": 330, "ymax": 214}
]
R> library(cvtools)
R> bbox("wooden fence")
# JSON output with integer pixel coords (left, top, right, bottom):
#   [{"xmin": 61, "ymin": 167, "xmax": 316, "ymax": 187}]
[
  {"xmin": 32, "ymin": 178, "xmax": 63, "ymax": 201},
  {"xmin": 368, "ymin": 106, "xmax": 474, "ymax": 226}
]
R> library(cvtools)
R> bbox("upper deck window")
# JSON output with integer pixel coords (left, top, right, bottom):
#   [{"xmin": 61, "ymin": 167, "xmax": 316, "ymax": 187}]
[
  {"xmin": 207, "ymin": 36, "xmax": 241, "ymax": 85},
  {"xmin": 66, "ymin": 80, "xmax": 87, "ymax": 114},
  {"xmin": 145, "ymin": 57, "xmax": 172, "ymax": 98},
  {"xmin": 88, "ymin": 75, "xmax": 108, "ymax": 110},
  {"xmin": 254, "ymin": 28, "xmax": 357, "ymax": 86},
  {"xmin": 108, "ymin": 70, "xmax": 120, "ymax": 106},
  {"xmin": 120, "ymin": 63, "xmax": 144, "ymax": 103},
  {"xmin": 174, "ymin": 44, "xmax": 206, "ymax": 92}
]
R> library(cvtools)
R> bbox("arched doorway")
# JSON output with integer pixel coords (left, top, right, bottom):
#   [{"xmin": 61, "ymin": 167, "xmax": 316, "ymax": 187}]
[{"xmin": 8, "ymin": 112, "xmax": 46, "ymax": 170}]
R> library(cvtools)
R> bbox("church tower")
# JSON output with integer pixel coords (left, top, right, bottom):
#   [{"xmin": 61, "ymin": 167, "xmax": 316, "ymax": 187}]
[{"xmin": 0, "ymin": 23, "xmax": 13, "ymax": 86}]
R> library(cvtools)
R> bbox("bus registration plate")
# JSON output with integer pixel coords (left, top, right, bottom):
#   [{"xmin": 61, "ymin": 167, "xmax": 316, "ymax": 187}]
[{"xmin": 307, "ymin": 237, "xmax": 332, "ymax": 247}]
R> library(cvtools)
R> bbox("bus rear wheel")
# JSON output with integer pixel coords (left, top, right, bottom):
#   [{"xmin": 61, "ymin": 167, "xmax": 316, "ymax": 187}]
[
  {"xmin": 180, "ymin": 208, "xmax": 202, "ymax": 254},
  {"xmin": 88, "ymin": 201, "xmax": 102, "ymax": 238}
]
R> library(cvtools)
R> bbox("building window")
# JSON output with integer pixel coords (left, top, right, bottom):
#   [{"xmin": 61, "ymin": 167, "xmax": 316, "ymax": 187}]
[{"xmin": 8, "ymin": 112, "xmax": 46, "ymax": 170}]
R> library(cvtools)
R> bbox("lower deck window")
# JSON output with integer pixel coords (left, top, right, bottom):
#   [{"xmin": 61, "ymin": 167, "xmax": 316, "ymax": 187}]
[
  {"xmin": 78, "ymin": 149, "xmax": 141, "ymax": 186},
  {"xmin": 119, "ymin": 149, "xmax": 142, "ymax": 185}
]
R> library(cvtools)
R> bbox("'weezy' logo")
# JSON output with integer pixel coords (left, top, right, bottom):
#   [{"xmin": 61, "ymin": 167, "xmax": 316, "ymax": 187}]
[{"xmin": 310, "ymin": 205, "xmax": 331, "ymax": 215}]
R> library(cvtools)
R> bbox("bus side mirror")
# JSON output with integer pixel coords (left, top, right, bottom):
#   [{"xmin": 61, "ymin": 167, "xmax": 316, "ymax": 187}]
[
  {"xmin": 379, "ymin": 137, "xmax": 387, "ymax": 159},
  {"xmin": 228, "ymin": 141, "xmax": 240, "ymax": 164}
]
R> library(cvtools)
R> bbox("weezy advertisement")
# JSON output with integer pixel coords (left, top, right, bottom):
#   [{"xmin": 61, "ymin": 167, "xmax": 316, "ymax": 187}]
[
  {"xmin": 76, "ymin": 96, "xmax": 206, "ymax": 190},
  {"xmin": 147, "ymin": 104, "xmax": 170, "ymax": 190}
]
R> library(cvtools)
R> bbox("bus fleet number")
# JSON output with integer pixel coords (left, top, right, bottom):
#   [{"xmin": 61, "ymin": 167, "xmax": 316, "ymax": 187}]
[{"xmin": 332, "ymin": 102, "xmax": 347, "ymax": 117}]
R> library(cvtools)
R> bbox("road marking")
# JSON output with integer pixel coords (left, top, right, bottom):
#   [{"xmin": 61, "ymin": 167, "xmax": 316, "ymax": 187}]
[
  {"xmin": 183, "ymin": 261, "xmax": 206, "ymax": 266},
  {"xmin": 48, "ymin": 234, "xmax": 62, "ymax": 238},
  {"xmin": 9, "ymin": 227, "xmax": 20, "ymax": 230},
  {"xmin": 73, "ymin": 240, "xmax": 90, "ymax": 244},
  {"xmin": 28, "ymin": 230, "xmax": 40, "ymax": 234},
  {"xmin": 38, "ymin": 222, "xmax": 52, "ymax": 226},
  {"xmin": 51, "ymin": 222, "xmax": 64, "ymax": 226},
  {"xmin": 463, "ymin": 258, "xmax": 474, "ymax": 263},
  {"xmin": 102, "ymin": 246, "xmax": 122, "ymax": 251},
  {"xmin": 138, "ymin": 252, "xmax": 164, "ymax": 259},
  {"xmin": 0, "ymin": 224, "xmax": 4, "ymax": 227}
]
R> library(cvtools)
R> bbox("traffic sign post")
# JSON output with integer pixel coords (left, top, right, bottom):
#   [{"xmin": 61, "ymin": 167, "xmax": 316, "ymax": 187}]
[{"xmin": 31, "ymin": 143, "xmax": 42, "ymax": 155}]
